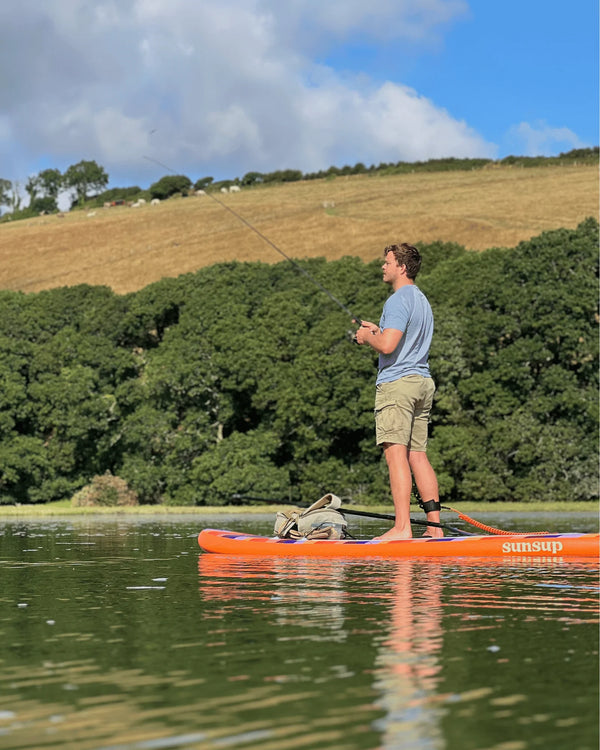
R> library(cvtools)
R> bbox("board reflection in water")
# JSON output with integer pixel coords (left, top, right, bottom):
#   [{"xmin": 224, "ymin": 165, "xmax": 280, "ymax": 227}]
[{"xmin": 198, "ymin": 550, "xmax": 599, "ymax": 750}]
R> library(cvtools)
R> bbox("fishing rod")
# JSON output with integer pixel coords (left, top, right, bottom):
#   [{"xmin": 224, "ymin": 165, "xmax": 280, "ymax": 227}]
[
  {"xmin": 229, "ymin": 493, "xmax": 553, "ymax": 537},
  {"xmin": 228, "ymin": 493, "xmax": 473, "ymax": 536},
  {"xmin": 337, "ymin": 507, "xmax": 473, "ymax": 536},
  {"xmin": 143, "ymin": 155, "xmax": 362, "ymax": 324}
]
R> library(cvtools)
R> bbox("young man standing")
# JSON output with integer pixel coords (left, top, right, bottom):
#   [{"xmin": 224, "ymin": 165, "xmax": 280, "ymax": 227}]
[{"xmin": 355, "ymin": 243, "xmax": 442, "ymax": 539}]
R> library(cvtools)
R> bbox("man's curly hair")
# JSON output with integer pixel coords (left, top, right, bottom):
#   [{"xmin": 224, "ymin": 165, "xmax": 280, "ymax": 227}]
[{"xmin": 384, "ymin": 243, "xmax": 422, "ymax": 279}]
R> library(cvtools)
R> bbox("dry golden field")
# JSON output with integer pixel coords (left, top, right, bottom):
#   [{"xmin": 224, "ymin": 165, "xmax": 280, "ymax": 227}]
[{"xmin": 0, "ymin": 164, "xmax": 597, "ymax": 294}]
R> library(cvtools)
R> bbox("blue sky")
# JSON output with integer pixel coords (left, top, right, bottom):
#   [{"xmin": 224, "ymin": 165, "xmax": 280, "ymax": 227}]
[
  {"xmin": 319, "ymin": 0, "xmax": 598, "ymax": 157},
  {"xmin": 0, "ymin": 0, "xmax": 597, "ymax": 199}
]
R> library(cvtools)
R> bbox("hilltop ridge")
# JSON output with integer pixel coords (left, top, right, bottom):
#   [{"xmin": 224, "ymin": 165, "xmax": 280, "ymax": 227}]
[{"xmin": 0, "ymin": 163, "xmax": 597, "ymax": 294}]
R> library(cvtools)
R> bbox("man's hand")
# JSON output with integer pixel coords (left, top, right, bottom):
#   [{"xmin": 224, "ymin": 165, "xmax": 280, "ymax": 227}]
[
  {"xmin": 355, "ymin": 321, "xmax": 379, "ymax": 345},
  {"xmin": 355, "ymin": 322, "xmax": 403, "ymax": 353}
]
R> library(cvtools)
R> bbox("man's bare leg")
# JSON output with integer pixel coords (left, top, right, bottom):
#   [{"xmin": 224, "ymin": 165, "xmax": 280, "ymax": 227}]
[
  {"xmin": 375, "ymin": 443, "xmax": 413, "ymax": 540},
  {"xmin": 408, "ymin": 450, "xmax": 443, "ymax": 538}
]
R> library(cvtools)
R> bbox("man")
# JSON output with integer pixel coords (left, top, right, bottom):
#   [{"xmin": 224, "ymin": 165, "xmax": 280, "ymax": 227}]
[{"xmin": 355, "ymin": 243, "xmax": 442, "ymax": 539}]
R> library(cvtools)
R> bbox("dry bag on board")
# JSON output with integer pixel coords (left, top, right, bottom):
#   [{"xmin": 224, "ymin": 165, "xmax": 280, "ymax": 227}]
[{"xmin": 274, "ymin": 493, "xmax": 348, "ymax": 540}]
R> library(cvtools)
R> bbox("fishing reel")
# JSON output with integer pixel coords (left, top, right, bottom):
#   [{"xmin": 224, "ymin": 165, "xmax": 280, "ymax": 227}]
[{"xmin": 347, "ymin": 316, "xmax": 362, "ymax": 345}]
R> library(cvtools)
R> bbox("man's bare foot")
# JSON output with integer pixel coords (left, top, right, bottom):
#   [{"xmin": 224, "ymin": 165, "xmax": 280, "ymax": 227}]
[
  {"xmin": 373, "ymin": 527, "xmax": 412, "ymax": 541},
  {"xmin": 422, "ymin": 526, "xmax": 444, "ymax": 539}
]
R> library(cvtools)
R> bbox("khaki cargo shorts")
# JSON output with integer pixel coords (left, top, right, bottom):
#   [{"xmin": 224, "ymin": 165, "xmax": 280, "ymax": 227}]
[{"xmin": 374, "ymin": 375, "xmax": 435, "ymax": 450}]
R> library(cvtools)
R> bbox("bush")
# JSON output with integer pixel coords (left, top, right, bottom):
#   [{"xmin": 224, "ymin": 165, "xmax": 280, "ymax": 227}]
[
  {"xmin": 72, "ymin": 472, "xmax": 139, "ymax": 507},
  {"xmin": 149, "ymin": 175, "xmax": 192, "ymax": 200},
  {"xmin": 31, "ymin": 197, "xmax": 58, "ymax": 214},
  {"xmin": 194, "ymin": 177, "xmax": 214, "ymax": 190}
]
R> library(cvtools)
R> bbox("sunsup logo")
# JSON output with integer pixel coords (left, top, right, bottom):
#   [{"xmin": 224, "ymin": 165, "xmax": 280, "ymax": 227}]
[{"xmin": 502, "ymin": 540, "xmax": 563, "ymax": 555}]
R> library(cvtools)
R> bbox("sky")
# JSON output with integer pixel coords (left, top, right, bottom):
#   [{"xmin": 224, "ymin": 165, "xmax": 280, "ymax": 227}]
[{"xmin": 0, "ymin": 0, "xmax": 597, "ymax": 198}]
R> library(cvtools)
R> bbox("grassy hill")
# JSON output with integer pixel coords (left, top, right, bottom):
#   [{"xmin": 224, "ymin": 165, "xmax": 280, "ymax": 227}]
[{"xmin": 0, "ymin": 163, "xmax": 597, "ymax": 294}]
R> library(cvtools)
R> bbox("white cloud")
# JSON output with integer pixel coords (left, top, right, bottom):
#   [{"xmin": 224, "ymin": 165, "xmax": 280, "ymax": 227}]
[
  {"xmin": 0, "ymin": 0, "xmax": 491, "ymax": 188},
  {"xmin": 505, "ymin": 121, "xmax": 589, "ymax": 157},
  {"xmin": 359, "ymin": 83, "xmax": 491, "ymax": 160},
  {"xmin": 256, "ymin": 0, "xmax": 469, "ymax": 46}
]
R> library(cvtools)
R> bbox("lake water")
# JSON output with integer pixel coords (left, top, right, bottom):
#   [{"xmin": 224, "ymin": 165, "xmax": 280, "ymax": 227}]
[{"xmin": 0, "ymin": 512, "xmax": 598, "ymax": 750}]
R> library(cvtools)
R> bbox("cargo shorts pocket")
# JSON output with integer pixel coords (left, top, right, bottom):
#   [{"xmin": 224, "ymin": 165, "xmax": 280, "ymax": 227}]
[
  {"xmin": 375, "ymin": 403, "xmax": 403, "ymax": 434},
  {"xmin": 374, "ymin": 401, "xmax": 412, "ymax": 445}
]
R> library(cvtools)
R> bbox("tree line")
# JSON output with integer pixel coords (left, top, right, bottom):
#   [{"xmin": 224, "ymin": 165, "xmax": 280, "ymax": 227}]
[
  {"xmin": 0, "ymin": 160, "xmax": 111, "ymax": 217},
  {"xmin": 2, "ymin": 148, "xmax": 598, "ymax": 221},
  {"xmin": 0, "ymin": 218, "xmax": 597, "ymax": 507}
]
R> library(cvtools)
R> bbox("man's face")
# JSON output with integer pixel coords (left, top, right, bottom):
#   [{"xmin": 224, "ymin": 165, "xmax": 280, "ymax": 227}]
[{"xmin": 382, "ymin": 251, "xmax": 402, "ymax": 286}]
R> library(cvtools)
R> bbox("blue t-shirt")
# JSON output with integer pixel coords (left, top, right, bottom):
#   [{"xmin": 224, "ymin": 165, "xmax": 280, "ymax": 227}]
[{"xmin": 376, "ymin": 285, "xmax": 433, "ymax": 384}]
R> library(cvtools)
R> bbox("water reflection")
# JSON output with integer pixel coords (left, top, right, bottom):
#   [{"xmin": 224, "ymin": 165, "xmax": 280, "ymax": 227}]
[
  {"xmin": 0, "ymin": 518, "xmax": 597, "ymax": 750},
  {"xmin": 370, "ymin": 560, "xmax": 444, "ymax": 750},
  {"xmin": 198, "ymin": 552, "xmax": 599, "ymax": 750}
]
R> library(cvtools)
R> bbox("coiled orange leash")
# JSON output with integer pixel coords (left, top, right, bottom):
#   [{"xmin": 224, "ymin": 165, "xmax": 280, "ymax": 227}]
[
  {"xmin": 419, "ymin": 498, "xmax": 550, "ymax": 535},
  {"xmin": 442, "ymin": 506, "xmax": 550, "ymax": 536}
]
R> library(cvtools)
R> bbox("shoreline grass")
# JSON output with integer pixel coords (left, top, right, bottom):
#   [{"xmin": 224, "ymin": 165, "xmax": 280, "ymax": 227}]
[{"xmin": 0, "ymin": 500, "xmax": 597, "ymax": 518}]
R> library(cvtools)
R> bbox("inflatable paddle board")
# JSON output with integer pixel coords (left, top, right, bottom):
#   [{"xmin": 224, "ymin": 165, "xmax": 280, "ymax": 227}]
[{"xmin": 198, "ymin": 528, "xmax": 599, "ymax": 559}]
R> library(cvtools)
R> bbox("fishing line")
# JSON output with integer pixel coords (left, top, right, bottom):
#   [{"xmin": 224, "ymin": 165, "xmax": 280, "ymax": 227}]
[{"xmin": 143, "ymin": 155, "xmax": 362, "ymax": 324}]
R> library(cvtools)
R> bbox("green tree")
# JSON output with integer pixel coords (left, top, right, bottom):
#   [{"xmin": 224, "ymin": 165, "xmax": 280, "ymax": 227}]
[
  {"xmin": 31, "ymin": 196, "xmax": 58, "ymax": 214},
  {"xmin": 0, "ymin": 179, "xmax": 22, "ymax": 212},
  {"xmin": 0, "ymin": 285, "xmax": 141, "ymax": 503},
  {"xmin": 38, "ymin": 168, "xmax": 63, "ymax": 200},
  {"xmin": 241, "ymin": 172, "xmax": 264, "ymax": 186},
  {"xmin": 149, "ymin": 174, "xmax": 192, "ymax": 200},
  {"xmin": 25, "ymin": 175, "xmax": 40, "ymax": 205},
  {"xmin": 0, "ymin": 435, "xmax": 53, "ymax": 504},
  {"xmin": 194, "ymin": 176, "xmax": 213, "ymax": 190},
  {"xmin": 0, "ymin": 178, "xmax": 10, "ymax": 207},
  {"xmin": 63, "ymin": 160, "xmax": 109, "ymax": 206},
  {"xmin": 188, "ymin": 429, "xmax": 290, "ymax": 506},
  {"xmin": 422, "ymin": 218, "xmax": 599, "ymax": 503},
  {"xmin": 263, "ymin": 169, "xmax": 303, "ymax": 183},
  {"xmin": 0, "ymin": 222, "xmax": 596, "ymax": 506}
]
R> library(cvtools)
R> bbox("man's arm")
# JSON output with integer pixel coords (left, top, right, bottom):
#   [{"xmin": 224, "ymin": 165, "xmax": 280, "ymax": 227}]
[{"xmin": 355, "ymin": 321, "xmax": 403, "ymax": 354}]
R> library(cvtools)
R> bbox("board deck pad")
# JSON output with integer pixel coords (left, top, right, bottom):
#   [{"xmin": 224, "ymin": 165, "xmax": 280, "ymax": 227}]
[{"xmin": 198, "ymin": 528, "xmax": 599, "ymax": 559}]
